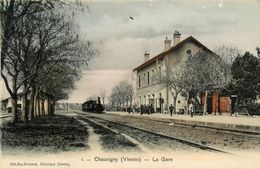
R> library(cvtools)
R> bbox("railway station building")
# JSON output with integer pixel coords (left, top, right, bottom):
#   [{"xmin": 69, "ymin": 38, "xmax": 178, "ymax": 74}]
[
  {"xmin": 133, "ymin": 31, "xmax": 231, "ymax": 114},
  {"xmin": 1, "ymin": 92, "xmax": 53, "ymax": 115},
  {"xmin": 1, "ymin": 94, "xmax": 24, "ymax": 113}
]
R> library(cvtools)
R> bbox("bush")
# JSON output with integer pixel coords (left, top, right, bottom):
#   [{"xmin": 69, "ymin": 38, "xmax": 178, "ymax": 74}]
[{"xmin": 246, "ymin": 103, "xmax": 260, "ymax": 116}]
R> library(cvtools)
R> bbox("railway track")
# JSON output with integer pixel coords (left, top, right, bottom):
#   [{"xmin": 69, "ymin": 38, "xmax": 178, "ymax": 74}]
[
  {"xmin": 116, "ymin": 115, "xmax": 260, "ymax": 137},
  {"xmin": 76, "ymin": 115, "xmax": 170, "ymax": 152},
  {"xmin": 77, "ymin": 113, "xmax": 229, "ymax": 154},
  {"xmin": 77, "ymin": 111, "xmax": 260, "ymax": 137}
]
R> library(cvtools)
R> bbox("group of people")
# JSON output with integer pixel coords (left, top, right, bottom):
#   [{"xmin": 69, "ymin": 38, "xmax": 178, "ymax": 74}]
[
  {"xmin": 127, "ymin": 104, "xmax": 177, "ymax": 116},
  {"xmin": 127, "ymin": 104, "xmax": 155, "ymax": 115},
  {"xmin": 126, "ymin": 103, "xmax": 227, "ymax": 117},
  {"xmin": 140, "ymin": 104, "xmax": 155, "ymax": 115}
]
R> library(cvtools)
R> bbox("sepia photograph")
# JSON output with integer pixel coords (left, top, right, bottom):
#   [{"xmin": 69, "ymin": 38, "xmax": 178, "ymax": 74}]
[{"xmin": 0, "ymin": 0, "xmax": 260, "ymax": 169}]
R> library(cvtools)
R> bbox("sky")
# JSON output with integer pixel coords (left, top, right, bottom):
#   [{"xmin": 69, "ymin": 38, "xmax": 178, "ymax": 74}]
[{"xmin": 1, "ymin": 0, "xmax": 260, "ymax": 103}]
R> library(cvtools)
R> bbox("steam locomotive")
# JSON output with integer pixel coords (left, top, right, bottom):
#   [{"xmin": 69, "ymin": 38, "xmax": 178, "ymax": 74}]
[{"xmin": 82, "ymin": 97, "xmax": 105, "ymax": 113}]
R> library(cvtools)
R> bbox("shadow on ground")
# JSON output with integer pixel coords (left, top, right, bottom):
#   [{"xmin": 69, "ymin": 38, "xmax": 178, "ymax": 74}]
[{"xmin": 1, "ymin": 115, "xmax": 89, "ymax": 155}]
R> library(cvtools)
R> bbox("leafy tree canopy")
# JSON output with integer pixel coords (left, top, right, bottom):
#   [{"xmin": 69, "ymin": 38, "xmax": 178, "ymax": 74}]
[{"xmin": 231, "ymin": 51, "xmax": 260, "ymax": 103}]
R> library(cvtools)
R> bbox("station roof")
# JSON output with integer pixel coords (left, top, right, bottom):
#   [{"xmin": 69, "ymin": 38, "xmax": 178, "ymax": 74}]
[{"xmin": 133, "ymin": 36, "xmax": 214, "ymax": 72}]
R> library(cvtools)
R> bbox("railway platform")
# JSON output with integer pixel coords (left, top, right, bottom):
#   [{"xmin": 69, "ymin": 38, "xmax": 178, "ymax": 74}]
[{"xmin": 107, "ymin": 111, "xmax": 260, "ymax": 134}]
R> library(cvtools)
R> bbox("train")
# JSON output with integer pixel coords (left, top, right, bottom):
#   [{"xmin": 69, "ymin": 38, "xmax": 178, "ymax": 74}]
[{"xmin": 82, "ymin": 97, "xmax": 105, "ymax": 113}]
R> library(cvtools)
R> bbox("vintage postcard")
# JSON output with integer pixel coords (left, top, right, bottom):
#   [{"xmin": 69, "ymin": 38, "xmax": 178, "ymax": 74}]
[{"xmin": 1, "ymin": 0, "xmax": 260, "ymax": 169}]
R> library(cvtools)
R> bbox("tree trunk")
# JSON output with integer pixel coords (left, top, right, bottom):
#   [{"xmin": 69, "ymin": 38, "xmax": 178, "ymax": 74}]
[
  {"xmin": 49, "ymin": 101, "xmax": 55, "ymax": 116},
  {"xmin": 29, "ymin": 95, "xmax": 35, "ymax": 119},
  {"xmin": 186, "ymin": 92, "xmax": 190, "ymax": 114},
  {"xmin": 203, "ymin": 91, "xmax": 208, "ymax": 114},
  {"xmin": 218, "ymin": 93, "xmax": 221, "ymax": 114},
  {"xmin": 48, "ymin": 99, "xmax": 52, "ymax": 116},
  {"xmin": 34, "ymin": 91, "xmax": 38, "ymax": 117},
  {"xmin": 29, "ymin": 88, "xmax": 36, "ymax": 119},
  {"xmin": 126, "ymin": 99, "xmax": 129, "ymax": 109},
  {"xmin": 130, "ymin": 98, "xmax": 133, "ymax": 107},
  {"xmin": 37, "ymin": 94, "xmax": 41, "ymax": 116},
  {"xmin": 11, "ymin": 96, "xmax": 18, "ymax": 123},
  {"xmin": 42, "ymin": 99, "xmax": 46, "ymax": 115},
  {"xmin": 21, "ymin": 95, "xmax": 25, "ymax": 120},
  {"xmin": 47, "ymin": 98, "xmax": 50, "ymax": 115},
  {"xmin": 173, "ymin": 95, "xmax": 177, "ymax": 114},
  {"xmin": 21, "ymin": 94, "xmax": 29, "ymax": 123},
  {"xmin": 11, "ymin": 76, "xmax": 18, "ymax": 123},
  {"xmin": 52, "ymin": 102, "xmax": 56, "ymax": 115}
]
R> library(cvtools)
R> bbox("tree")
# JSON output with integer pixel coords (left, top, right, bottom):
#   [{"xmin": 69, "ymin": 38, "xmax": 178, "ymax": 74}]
[
  {"xmin": 118, "ymin": 80, "xmax": 133, "ymax": 109},
  {"xmin": 123, "ymin": 81, "xmax": 134, "ymax": 108},
  {"xmin": 214, "ymin": 46, "xmax": 241, "ymax": 83},
  {"xmin": 182, "ymin": 51, "xmax": 229, "ymax": 113},
  {"xmin": 231, "ymin": 52, "xmax": 260, "ymax": 104},
  {"xmin": 0, "ymin": 0, "xmax": 58, "ymax": 123},
  {"xmin": 213, "ymin": 46, "xmax": 241, "ymax": 113},
  {"xmin": 109, "ymin": 80, "xmax": 133, "ymax": 111},
  {"xmin": 29, "ymin": 9, "xmax": 93, "ymax": 118},
  {"xmin": 1, "ymin": 0, "xmax": 94, "ymax": 123},
  {"xmin": 158, "ymin": 63, "xmax": 185, "ymax": 114},
  {"xmin": 109, "ymin": 88, "xmax": 120, "ymax": 110},
  {"xmin": 257, "ymin": 47, "xmax": 260, "ymax": 58},
  {"xmin": 214, "ymin": 46, "xmax": 240, "ymax": 65}
]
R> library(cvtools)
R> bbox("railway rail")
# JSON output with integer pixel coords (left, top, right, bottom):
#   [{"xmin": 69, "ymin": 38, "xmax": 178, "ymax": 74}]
[
  {"xmin": 76, "ymin": 115, "xmax": 171, "ymax": 152},
  {"xmin": 118, "ymin": 115, "xmax": 260, "ymax": 137},
  {"xmin": 77, "ymin": 113, "xmax": 230, "ymax": 154},
  {"xmin": 77, "ymin": 111, "xmax": 260, "ymax": 137}
]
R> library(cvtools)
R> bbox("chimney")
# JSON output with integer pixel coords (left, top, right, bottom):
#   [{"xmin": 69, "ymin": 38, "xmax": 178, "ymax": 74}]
[
  {"xmin": 164, "ymin": 37, "xmax": 171, "ymax": 51},
  {"xmin": 144, "ymin": 51, "xmax": 150, "ymax": 62},
  {"xmin": 173, "ymin": 30, "xmax": 181, "ymax": 45}
]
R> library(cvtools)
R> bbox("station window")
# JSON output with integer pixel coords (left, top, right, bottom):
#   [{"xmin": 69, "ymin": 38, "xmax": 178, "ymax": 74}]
[
  {"xmin": 138, "ymin": 75, "xmax": 141, "ymax": 87},
  {"xmin": 159, "ymin": 67, "xmax": 161, "ymax": 80},
  {"xmin": 143, "ymin": 73, "xmax": 146, "ymax": 86},
  {"xmin": 186, "ymin": 49, "xmax": 192, "ymax": 55},
  {"xmin": 147, "ymin": 71, "xmax": 150, "ymax": 85},
  {"xmin": 151, "ymin": 69, "xmax": 154, "ymax": 83}
]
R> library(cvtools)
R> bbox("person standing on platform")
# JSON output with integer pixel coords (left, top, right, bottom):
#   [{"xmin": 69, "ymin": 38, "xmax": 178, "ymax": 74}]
[{"xmin": 169, "ymin": 104, "xmax": 174, "ymax": 116}]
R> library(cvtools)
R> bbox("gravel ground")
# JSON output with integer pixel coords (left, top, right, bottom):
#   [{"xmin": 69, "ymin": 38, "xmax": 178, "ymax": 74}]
[
  {"xmin": 1, "ymin": 115, "xmax": 89, "ymax": 155},
  {"xmin": 90, "ymin": 117, "xmax": 203, "ymax": 153},
  {"xmin": 78, "ymin": 112, "xmax": 260, "ymax": 152},
  {"xmin": 77, "ymin": 116, "xmax": 141, "ymax": 152}
]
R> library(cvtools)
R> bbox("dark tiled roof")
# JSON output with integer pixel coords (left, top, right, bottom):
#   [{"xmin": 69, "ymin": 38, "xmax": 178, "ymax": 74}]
[{"xmin": 133, "ymin": 36, "xmax": 214, "ymax": 71}]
